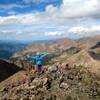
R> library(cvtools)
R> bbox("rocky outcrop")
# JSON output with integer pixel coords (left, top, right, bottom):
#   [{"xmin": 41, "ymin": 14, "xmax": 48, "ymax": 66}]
[
  {"xmin": 0, "ymin": 64, "xmax": 99, "ymax": 100},
  {"xmin": 91, "ymin": 41, "xmax": 100, "ymax": 49},
  {"xmin": 89, "ymin": 51, "xmax": 100, "ymax": 60},
  {"xmin": 65, "ymin": 47, "xmax": 80, "ymax": 54}
]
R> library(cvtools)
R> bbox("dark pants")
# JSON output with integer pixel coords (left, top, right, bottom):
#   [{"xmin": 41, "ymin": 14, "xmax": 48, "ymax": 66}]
[{"xmin": 37, "ymin": 65, "xmax": 42, "ymax": 72}]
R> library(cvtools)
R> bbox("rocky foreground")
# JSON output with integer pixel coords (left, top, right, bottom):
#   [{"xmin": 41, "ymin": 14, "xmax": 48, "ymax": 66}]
[{"xmin": 0, "ymin": 63, "xmax": 100, "ymax": 100}]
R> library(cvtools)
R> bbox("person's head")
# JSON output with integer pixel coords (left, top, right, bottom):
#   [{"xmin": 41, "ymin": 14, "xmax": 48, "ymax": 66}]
[{"xmin": 36, "ymin": 52, "xmax": 40, "ymax": 56}]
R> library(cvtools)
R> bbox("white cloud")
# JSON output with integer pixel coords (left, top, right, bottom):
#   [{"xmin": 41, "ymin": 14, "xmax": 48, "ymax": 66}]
[
  {"xmin": 23, "ymin": 0, "xmax": 59, "ymax": 4},
  {"xmin": 8, "ymin": 11, "xmax": 17, "ymax": 15},
  {"xmin": 68, "ymin": 25, "xmax": 100, "ymax": 34},
  {"xmin": 45, "ymin": 31, "xmax": 63, "ymax": 36},
  {"xmin": 0, "ymin": 4, "xmax": 26, "ymax": 9},
  {"xmin": 1, "ymin": 0, "xmax": 100, "ymax": 25},
  {"xmin": 68, "ymin": 26, "xmax": 89, "ymax": 34},
  {"xmin": 0, "ymin": 14, "xmax": 39, "ymax": 25},
  {"xmin": 46, "ymin": 5, "xmax": 58, "ymax": 14},
  {"xmin": 61, "ymin": 0, "xmax": 100, "ymax": 18}
]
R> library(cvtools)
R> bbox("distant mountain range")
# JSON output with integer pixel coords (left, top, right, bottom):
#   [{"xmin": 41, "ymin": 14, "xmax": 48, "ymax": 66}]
[
  {"xmin": 0, "ymin": 41, "xmax": 28, "ymax": 59},
  {"xmin": 0, "ymin": 39, "xmax": 57, "ymax": 60}
]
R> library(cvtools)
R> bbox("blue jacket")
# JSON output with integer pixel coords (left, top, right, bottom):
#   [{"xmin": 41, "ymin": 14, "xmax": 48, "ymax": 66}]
[{"xmin": 31, "ymin": 54, "xmax": 48, "ymax": 65}]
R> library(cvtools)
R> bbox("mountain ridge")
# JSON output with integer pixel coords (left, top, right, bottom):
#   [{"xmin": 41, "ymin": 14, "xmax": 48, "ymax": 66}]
[{"xmin": 0, "ymin": 35, "xmax": 100, "ymax": 99}]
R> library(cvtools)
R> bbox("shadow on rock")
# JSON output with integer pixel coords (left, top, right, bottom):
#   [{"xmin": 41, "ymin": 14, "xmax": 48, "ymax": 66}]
[{"xmin": 0, "ymin": 59, "xmax": 22, "ymax": 82}]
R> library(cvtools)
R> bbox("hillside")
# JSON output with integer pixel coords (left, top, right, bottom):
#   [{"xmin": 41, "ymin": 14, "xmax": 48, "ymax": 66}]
[
  {"xmin": 0, "ymin": 59, "xmax": 22, "ymax": 82},
  {"xmin": 11, "ymin": 38, "xmax": 76, "ymax": 58},
  {"xmin": 0, "ymin": 36, "xmax": 100, "ymax": 99},
  {"xmin": 11, "ymin": 36, "xmax": 100, "ymax": 72},
  {"xmin": 77, "ymin": 35, "xmax": 100, "ymax": 49},
  {"xmin": 0, "ymin": 41, "xmax": 27, "ymax": 59}
]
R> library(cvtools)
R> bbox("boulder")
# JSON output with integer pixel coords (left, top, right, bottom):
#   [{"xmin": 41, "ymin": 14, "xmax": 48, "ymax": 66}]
[
  {"xmin": 60, "ymin": 82, "xmax": 69, "ymax": 90},
  {"xmin": 31, "ymin": 78, "xmax": 43, "ymax": 88},
  {"xmin": 43, "ymin": 78, "xmax": 48, "ymax": 85},
  {"xmin": 48, "ymin": 66, "xmax": 58, "ymax": 73}
]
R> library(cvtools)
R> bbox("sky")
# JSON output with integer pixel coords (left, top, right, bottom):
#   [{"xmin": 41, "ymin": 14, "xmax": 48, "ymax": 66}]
[{"xmin": 0, "ymin": 0, "xmax": 100, "ymax": 41}]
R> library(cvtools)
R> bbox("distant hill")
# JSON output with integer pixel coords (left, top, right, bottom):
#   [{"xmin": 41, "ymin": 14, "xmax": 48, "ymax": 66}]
[
  {"xmin": 11, "ymin": 38, "xmax": 76, "ymax": 58},
  {"xmin": 77, "ymin": 35, "xmax": 100, "ymax": 49},
  {"xmin": 0, "ymin": 41, "xmax": 28, "ymax": 59},
  {"xmin": 0, "ymin": 40, "xmax": 57, "ymax": 60}
]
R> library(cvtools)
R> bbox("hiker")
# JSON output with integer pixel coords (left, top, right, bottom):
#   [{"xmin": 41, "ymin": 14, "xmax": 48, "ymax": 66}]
[{"xmin": 30, "ymin": 52, "xmax": 48, "ymax": 72}]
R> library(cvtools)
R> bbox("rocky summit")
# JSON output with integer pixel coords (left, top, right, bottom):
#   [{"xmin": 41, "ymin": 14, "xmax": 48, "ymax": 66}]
[{"xmin": 0, "ymin": 62, "xmax": 100, "ymax": 100}]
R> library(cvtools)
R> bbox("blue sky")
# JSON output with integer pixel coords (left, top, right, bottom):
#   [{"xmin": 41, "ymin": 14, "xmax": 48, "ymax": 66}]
[
  {"xmin": 0, "ymin": 0, "xmax": 62, "ymax": 16},
  {"xmin": 0, "ymin": 0, "xmax": 100, "ymax": 41}
]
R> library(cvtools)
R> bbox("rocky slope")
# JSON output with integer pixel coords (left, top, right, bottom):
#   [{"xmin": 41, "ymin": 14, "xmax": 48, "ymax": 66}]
[
  {"xmin": 77, "ymin": 35, "xmax": 100, "ymax": 49},
  {"xmin": 0, "ymin": 59, "xmax": 22, "ymax": 82},
  {"xmin": 0, "ymin": 63, "xmax": 100, "ymax": 100}
]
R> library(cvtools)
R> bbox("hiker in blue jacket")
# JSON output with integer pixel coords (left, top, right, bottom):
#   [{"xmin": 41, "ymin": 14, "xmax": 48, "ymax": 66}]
[{"xmin": 30, "ymin": 52, "xmax": 48, "ymax": 72}]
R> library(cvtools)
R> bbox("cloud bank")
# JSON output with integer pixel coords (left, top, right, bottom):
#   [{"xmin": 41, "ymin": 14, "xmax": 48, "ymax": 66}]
[{"xmin": 0, "ymin": 0, "xmax": 100, "ymax": 41}]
